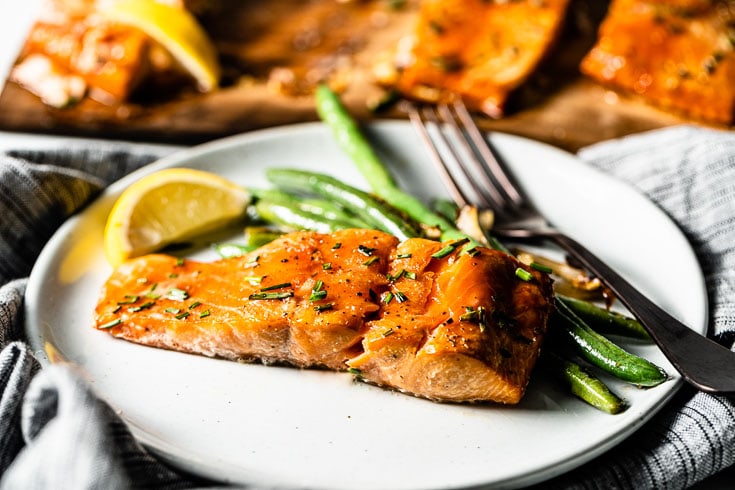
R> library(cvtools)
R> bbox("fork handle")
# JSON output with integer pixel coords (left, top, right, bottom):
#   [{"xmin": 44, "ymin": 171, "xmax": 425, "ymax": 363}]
[{"xmin": 498, "ymin": 228, "xmax": 735, "ymax": 393}]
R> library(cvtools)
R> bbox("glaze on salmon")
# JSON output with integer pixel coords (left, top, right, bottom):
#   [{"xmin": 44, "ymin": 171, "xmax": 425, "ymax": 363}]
[
  {"xmin": 581, "ymin": 0, "xmax": 735, "ymax": 124},
  {"xmin": 95, "ymin": 229, "xmax": 554, "ymax": 404},
  {"xmin": 391, "ymin": 0, "xmax": 571, "ymax": 117}
]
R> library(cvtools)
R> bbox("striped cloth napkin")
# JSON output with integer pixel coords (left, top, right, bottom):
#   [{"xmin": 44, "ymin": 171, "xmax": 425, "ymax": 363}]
[{"xmin": 0, "ymin": 126, "xmax": 733, "ymax": 489}]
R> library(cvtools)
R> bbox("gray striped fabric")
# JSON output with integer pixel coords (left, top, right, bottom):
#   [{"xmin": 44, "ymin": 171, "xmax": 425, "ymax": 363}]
[{"xmin": 0, "ymin": 126, "xmax": 733, "ymax": 489}]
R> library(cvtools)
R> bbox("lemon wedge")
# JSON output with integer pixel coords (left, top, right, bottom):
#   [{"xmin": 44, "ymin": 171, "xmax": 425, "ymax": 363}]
[
  {"xmin": 104, "ymin": 168, "xmax": 250, "ymax": 266},
  {"xmin": 101, "ymin": 0, "xmax": 221, "ymax": 92}
]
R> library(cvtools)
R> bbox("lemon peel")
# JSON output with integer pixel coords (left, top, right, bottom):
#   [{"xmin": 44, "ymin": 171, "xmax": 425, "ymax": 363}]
[
  {"xmin": 104, "ymin": 168, "xmax": 250, "ymax": 266},
  {"xmin": 101, "ymin": 0, "xmax": 221, "ymax": 92}
]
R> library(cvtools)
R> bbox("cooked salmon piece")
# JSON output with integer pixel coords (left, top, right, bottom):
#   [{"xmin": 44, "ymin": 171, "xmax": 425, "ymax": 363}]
[
  {"xmin": 22, "ymin": 18, "xmax": 151, "ymax": 102},
  {"xmin": 95, "ymin": 229, "xmax": 554, "ymax": 404},
  {"xmin": 580, "ymin": 0, "xmax": 735, "ymax": 124},
  {"xmin": 390, "ymin": 0, "xmax": 571, "ymax": 117}
]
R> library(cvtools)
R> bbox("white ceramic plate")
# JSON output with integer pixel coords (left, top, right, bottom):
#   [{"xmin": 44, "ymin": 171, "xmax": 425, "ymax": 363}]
[{"xmin": 25, "ymin": 122, "xmax": 707, "ymax": 490}]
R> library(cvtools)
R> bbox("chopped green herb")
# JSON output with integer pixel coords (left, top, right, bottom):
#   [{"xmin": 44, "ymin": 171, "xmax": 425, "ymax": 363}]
[
  {"xmin": 128, "ymin": 301, "xmax": 155, "ymax": 312},
  {"xmin": 348, "ymin": 367, "xmax": 362, "ymax": 377},
  {"xmin": 404, "ymin": 271, "xmax": 417, "ymax": 280},
  {"xmin": 165, "ymin": 307, "xmax": 181, "ymax": 314},
  {"xmin": 322, "ymin": 262, "xmax": 332, "ymax": 270},
  {"xmin": 175, "ymin": 311, "xmax": 190, "ymax": 320},
  {"xmin": 460, "ymin": 306, "xmax": 487, "ymax": 331},
  {"xmin": 530, "ymin": 262, "xmax": 552, "ymax": 274},
  {"xmin": 387, "ymin": 269, "xmax": 405, "ymax": 282},
  {"xmin": 383, "ymin": 328, "xmax": 394, "ymax": 337},
  {"xmin": 175, "ymin": 257, "xmax": 185, "ymax": 266},
  {"xmin": 466, "ymin": 247, "xmax": 481, "ymax": 257},
  {"xmin": 332, "ymin": 242, "xmax": 342, "ymax": 249},
  {"xmin": 515, "ymin": 267, "xmax": 533, "ymax": 281},
  {"xmin": 394, "ymin": 291, "xmax": 408, "ymax": 303},
  {"xmin": 309, "ymin": 280, "xmax": 327, "ymax": 302},
  {"xmin": 117, "ymin": 295, "xmax": 139, "ymax": 305},
  {"xmin": 363, "ymin": 256, "xmax": 380, "ymax": 266},
  {"xmin": 99, "ymin": 318, "xmax": 122, "ymax": 329},
  {"xmin": 358, "ymin": 244, "xmax": 376, "ymax": 256},
  {"xmin": 314, "ymin": 302, "xmax": 334, "ymax": 312},
  {"xmin": 396, "ymin": 253, "xmax": 412, "ymax": 259},
  {"xmin": 169, "ymin": 273, "xmax": 179, "ymax": 278},
  {"xmin": 460, "ymin": 305, "xmax": 486, "ymax": 323},
  {"xmin": 245, "ymin": 255, "xmax": 260, "ymax": 268},
  {"xmin": 111, "ymin": 305, "xmax": 121, "ymax": 314},
  {"xmin": 383, "ymin": 291, "xmax": 394, "ymax": 304},
  {"xmin": 199, "ymin": 310, "xmax": 211, "ymax": 318},
  {"xmin": 188, "ymin": 301, "xmax": 201, "ymax": 309},
  {"xmin": 431, "ymin": 238, "xmax": 470, "ymax": 258},
  {"xmin": 249, "ymin": 291, "xmax": 294, "ymax": 300}
]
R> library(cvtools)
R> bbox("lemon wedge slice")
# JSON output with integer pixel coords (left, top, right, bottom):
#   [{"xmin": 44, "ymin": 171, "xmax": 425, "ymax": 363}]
[
  {"xmin": 104, "ymin": 168, "xmax": 250, "ymax": 266},
  {"xmin": 101, "ymin": 0, "xmax": 221, "ymax": 92}
]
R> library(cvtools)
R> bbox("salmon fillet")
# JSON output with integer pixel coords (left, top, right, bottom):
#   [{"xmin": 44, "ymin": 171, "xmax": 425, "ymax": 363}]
[
  {"xmin": 95, "ymin": 229, "xmax": 554, "ymax": 404},
  {"xmin": 391, "ymin": 0, "xmax": 571, "ymax": 117},
  {"xmin": 580, "ymin": 0, "xmax": 735, "ymax": 124},
  {"xmin": 23, "ymin": 18, "xmax": 151, "ymax": 102}
]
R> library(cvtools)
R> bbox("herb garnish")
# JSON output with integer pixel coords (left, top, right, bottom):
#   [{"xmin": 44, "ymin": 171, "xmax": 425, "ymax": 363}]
[
  {"xmin": 313, "ymin": 303, "xmax": 334, "ymax": 312},
  {"xmin": 128, "ymin": 301, "xmax": 155, "ymax": 312},
  {"xmin": 515, "ymin": 268, "xmax": 533, "ymax": 281},
  {"xmin": 431, "ymin": 238, "xmax": 470, "ymax": 259},
  {"xmin": 363, "ymin": 256, "xmax": 380, "ymax": 266},
  {"xmin": 99, "ymin": 318, "xmax": 122, "ymax": 329},
  {"xmin": 249, "ymin": 291, "xmax": 294, "ymax": 300},
  {"xmin": 358, "ymin": 244, "xmax": 376, "ymax": 256},
  {"xmin": 530, "ymin": 262, "xmax": 552, "ymax": 274},
  {"xmin": 309, "ymin": 280, "xmax": 327, "ymax": 301}
]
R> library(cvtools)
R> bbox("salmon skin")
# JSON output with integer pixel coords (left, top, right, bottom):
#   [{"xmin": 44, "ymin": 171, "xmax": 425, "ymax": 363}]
[{"xmin": 95, "ymin": 229, "xmax": 554, "ymax": 404}]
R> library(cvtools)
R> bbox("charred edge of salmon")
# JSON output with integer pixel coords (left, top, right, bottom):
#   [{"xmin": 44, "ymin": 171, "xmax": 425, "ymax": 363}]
[{"xmin": 94, "ymin": 229, "xmax": 554, "ymax": 404}]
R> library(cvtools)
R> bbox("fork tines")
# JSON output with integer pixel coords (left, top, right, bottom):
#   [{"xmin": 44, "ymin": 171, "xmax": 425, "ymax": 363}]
[{"xmin": 406, "ymin": 99, "xmax": 524, "ymax": 219}]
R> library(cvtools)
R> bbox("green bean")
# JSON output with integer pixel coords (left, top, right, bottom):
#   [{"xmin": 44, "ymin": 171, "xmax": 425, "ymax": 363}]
[
  {"xmin": 554, "ymin": 299, "xmax": 668, "ymax": 387},
  {"xmin": 265, "ymin": 168, "xmax": 421, "ymax": 241},
  {"xmin": 253, "ymin": 198, "xmax": 356, "ymax": 234},
  {"xmin": 557, "ymin": 295, "xmax": 651, "ymax": 341},
  {"xmin": 431, "ymin": 198, "xmax": 459, "ymax": 223},
  {"xmin": 315, "ymin": 84, "xmax": 461, "ymax": 241},
  {"xmin": 251, "ymin": 188, "xmax": 370, "ymax": 229},
  {"xmin": 542, "ymin": 351, "xmax": 627, "ymax": 414}
]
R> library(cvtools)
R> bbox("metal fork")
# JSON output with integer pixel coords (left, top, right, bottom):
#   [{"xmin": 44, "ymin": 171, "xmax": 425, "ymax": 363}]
[{"xmin": 407, "ymin": 98, "xmax": 735, "ymax": 394}]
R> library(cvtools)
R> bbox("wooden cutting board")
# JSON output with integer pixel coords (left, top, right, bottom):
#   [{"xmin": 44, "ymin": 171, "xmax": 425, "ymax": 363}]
[{"xmin": 0, "ymin": 0, "xmax": 722, "ymax": 153}]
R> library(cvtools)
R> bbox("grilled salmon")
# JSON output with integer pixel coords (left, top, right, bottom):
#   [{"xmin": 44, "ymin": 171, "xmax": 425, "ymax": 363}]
[
  {"xmin": 390, "ymin": 0, "xmax": 571, "ymax": 118},
  {"xmin": 580, "ymin": 0, "xmax": 735, "ymax": 124},
  {"xmin": 95, "ymin": 229, "xmax": 554, "ymax": 404},
  {"xmin": 20, "ymin": 17, "xmax": 151, "ymax": 103}
]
